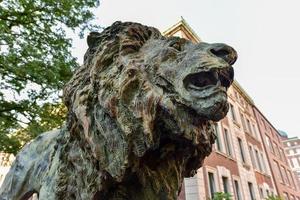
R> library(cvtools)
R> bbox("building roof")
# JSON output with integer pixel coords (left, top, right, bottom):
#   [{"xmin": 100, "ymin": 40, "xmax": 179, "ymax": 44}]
[
  {"xmin": 163, "ymin": 17, "xmax": 201, "ymax": 43},
  {"xmin": 282, "ymin": 136, "xmax": 299, "ymax": 142},
  {"xmin": 278, "ymin": 130, "xmax": 288, "ymax": 138},
  {"xmin": 232, "ymin": 81, "xmax": 255, "ymax": 105}
]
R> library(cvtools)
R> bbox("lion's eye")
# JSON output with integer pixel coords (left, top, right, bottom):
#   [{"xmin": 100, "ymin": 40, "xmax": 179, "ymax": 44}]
[{"xmin": 169, "ymin": 42, "xmax": 182, "ymax": 51}]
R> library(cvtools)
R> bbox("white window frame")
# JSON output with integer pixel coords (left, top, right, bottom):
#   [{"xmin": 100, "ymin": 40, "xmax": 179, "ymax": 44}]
[
  {"xmin": 232, "ymin": 177, "xmax": 243, "ymax": 200},
  {"xmin": 206, "ymin": 168, "xmax": 219, "ymax": 199}
]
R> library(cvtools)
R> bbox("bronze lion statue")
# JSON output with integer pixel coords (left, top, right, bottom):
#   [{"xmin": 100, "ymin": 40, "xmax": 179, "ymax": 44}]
[{"xmin": 0, "ymin": 21, "xmax": 237, "ymax": 200}]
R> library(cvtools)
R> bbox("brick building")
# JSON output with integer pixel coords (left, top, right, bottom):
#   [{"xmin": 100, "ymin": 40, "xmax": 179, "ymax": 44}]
[
  {"xmin": 282, "ymin": 136, "xmax": 300, "ymax": 187},
  {"xmin": 253, "ymin": 108, "xmax": 300, "ymax": 200},
  {"xmin": 163, "ymin": 18, "xmax": 300, "ymax": 200},
  {"xmin": 181, "ymin": 81, "xmax": 277, "ymax": 200}
]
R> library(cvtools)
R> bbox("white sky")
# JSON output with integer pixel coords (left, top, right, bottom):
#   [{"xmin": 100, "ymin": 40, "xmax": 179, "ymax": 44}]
[{"xmin": 71, "ymin": 0, "xmax": 300, "ymax": 138}]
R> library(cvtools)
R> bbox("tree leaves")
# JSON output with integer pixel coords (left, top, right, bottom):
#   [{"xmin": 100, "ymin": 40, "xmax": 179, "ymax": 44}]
[{"xmin": 0, "ymin": 0, "xmax": 100, "ymax": 154}]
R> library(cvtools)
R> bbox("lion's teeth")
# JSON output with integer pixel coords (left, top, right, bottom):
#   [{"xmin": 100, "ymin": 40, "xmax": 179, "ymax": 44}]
[{"xmin": 188, "ymin": 84, "xmax": 201, "ymax": 90}]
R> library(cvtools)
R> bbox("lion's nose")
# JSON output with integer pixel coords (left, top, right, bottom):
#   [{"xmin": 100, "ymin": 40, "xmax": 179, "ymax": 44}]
[{"xmin": 209, "ymin": 43, "xmax": 237, "ymax": 65}]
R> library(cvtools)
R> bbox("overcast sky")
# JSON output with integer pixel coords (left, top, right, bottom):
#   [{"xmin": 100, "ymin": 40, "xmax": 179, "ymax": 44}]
[{"xmin": 71, "ymin": 0, "xmax": 300, "ymax": 138}]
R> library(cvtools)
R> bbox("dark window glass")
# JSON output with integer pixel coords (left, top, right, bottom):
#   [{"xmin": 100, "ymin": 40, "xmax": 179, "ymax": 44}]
[
  {"xmin": 222, "ymin": 176, "xmax": 229, "ymax": 193},
  {"xmin": 213, "ymin": 124, "xmax": 222, "ymax": 152},
  {"xmin": 238, "ymin": 138, "xmax": 246, "ymax": 163},
  {"xmin": 224, "ymin": 129, "xmax": 232, "ymax": 156},
  {"xmin": 246, "ymin": 119, "xmax": 252, "ymax": 134},
  {"xmin": 255, "ymin": 149, "xmax": 263, "ymax": 171},
  {"xmin": 240, "ymin": 113, "xmax": 247, "ymax": 131},
  {"xmin": 229, "ymin": 104, "xmax": 236, "ymax": 121},
  {"xmin": 249, "ymin": 145, "xmax": 256, "ymax": 168},
  {"xmin": 208, "ymin": 172, "xmax": 216, "ymax": 198},
  {"xmin": 234, "ymin": 180, "xmax": 242, "ymax": 200},
  {"xmin": 248, "ymin": 182, "xmax": 255, "ymax": 200}
]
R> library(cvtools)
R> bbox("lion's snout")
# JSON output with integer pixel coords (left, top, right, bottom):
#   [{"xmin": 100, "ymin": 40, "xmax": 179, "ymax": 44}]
[{"xmin": 209, "ymin": 43, "xmax": 237, "ymax": 65}]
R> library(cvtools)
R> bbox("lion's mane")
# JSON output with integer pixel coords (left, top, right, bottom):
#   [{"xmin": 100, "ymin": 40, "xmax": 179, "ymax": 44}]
[
  {"xmin": 60, "ymin": 21, "xmax": 215, "ymax": 199},
  {"xmin": 0, "ymin": 20, "xmax": 237, "ymax": 200}
]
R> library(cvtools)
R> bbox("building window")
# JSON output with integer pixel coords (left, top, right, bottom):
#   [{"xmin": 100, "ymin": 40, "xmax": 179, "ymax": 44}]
[
  {"xmin": 234, "ymin": 91, "xmax": 239, "ymax": 100},
  {"xmin": 292, "ymin": 158, "xmax": 299, "ymax": 168},
  {"xmin": 260, "ymin": 152, "xmax": 267, "ymax": 173},
  {"xmin": 281, "ymin": 166, "xmax": 289, "ymax": 185},
  {"xmin": 246, "ymin": 119, "xmax": 252, "ymax": 134},
  {"xmin": 248, "ymin": 182, "xmax": 255, "ymax": 200},
  {"xmin": 283, "ymin": 192, "xmax": 290, "ymax": 200},
  {"xmin": 274, "ymin": 160, "xmax": 284, "ymax": 183},
  {"xmin": 266, "ymin": 136, "xmax": 274, "ymax": 153},
  {"xmin": 240, "ymin": 113, "xmax": 247, "ymax": 131},
  {"xmin": 238, "ymin": 138, "xmax": 246, "ymax": 163},
  {"xmin": 290, "ymin": 158, "xmax": 295, "ymax": 168},
  {"xmin": 213, "ymin": 123, "xmax": 222, "ymax": 152},
  {"xmin": 266, "ymin": 189, "xmax": 270, "ymax": 197},
  {"xmin": 287, "ymin": 170, "xmax": 296, "ymax": 188},
  {"xmin": 223, "ymin": 128, "xmax": 232, "ymax": 157},
  {"xmin": 259, "ymin": 187, "xmax": 264, "ymax": 199},
  {"xmin": 249, "ymin": 145, "xmax": 257, "ymax": 168},
  {"xmin": 279, "ymin": 148, "xmax": 285, "ymax": 161},
  {"xmin": 252, "ymin": 123, "xmax": 258, "ymax": 138},
  {"xmin": 222, "ymin": 176, "xmax": 229, "ymax": 193},
  {"xmin": 234, "ymin": 180, "xmax": 242, "ymax": 200},
  {"xmin": 274, "ymin": 143, "xmax": 280, "ymax": 156},
  {"xmin": 229, "ymin": 103, "xmax": 236, "ymax": 121},
  {"xmin": 261, "ymin": 119, "xmax": 265, "ymax": 128},
  {"xmin": 255, "ymin": 149, "xmax": 263, "ymax": 172},
  {"xmin": 208, "ymin": 172, "xmax": 216, "ymax": 199}
]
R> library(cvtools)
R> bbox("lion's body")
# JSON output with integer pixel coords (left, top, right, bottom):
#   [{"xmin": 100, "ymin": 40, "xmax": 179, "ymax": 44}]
[
  {"xmin": 0, "ymin": 21, "xmax": 237, "ymax": 200},
  {"xmin": 0, "ymin": 130, "xmax": 62, "ymax": 199}
]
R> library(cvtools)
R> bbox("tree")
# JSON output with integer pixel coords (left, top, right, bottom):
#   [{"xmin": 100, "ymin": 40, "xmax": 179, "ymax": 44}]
[
  {"xmin": 266, "ymin": 195, "xmax": 284, "ymax": 200},
  {"xmin": 209, "ymin": 192, "xmax": 232, "ymax": 200},
  {"xmin": 0, "ymin": 0, "xmax": 100, "ymax": 154}
]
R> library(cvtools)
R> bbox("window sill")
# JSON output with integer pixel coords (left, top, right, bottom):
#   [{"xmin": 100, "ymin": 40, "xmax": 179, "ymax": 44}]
[
  {"xmin": 245, "ymin": 131, "xmax": 260, "ymax": 143},
  {"xmin": 242, "ymin": 163, "xmax": 251, "ymax": 170},
  {"xmin": 254, "ymin": 169, "xmax": 269, "ymax": 177},
  {"xmin": 215, "ymin": 151, "xmax": 236, "ymax": 162}
]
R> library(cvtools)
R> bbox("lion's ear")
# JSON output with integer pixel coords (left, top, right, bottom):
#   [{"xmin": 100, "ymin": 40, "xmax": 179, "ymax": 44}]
[
  {"xmin": 120, "ymin": 25, "xmax": 162, "ymax": 55},
  {"xmin": 87, "ymin": 32, "xmax": 102, "ymax": 49}
]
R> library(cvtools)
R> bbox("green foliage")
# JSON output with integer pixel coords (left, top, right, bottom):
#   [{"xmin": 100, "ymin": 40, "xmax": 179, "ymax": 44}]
[
  {"xmin": 211, "ymin": 192, "xmax": 232, "ymax": 200},
  {"xmin": 266, "ymin": 195, "xmax": 284, "ymax": 200},
  {"xmin": 0, "ymin": 0, "xmax": 100, "ymax": 154}
]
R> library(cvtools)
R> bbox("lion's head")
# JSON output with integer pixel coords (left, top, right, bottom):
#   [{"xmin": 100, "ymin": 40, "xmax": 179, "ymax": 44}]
[{"xmin": 63, "ymin": 21, "xmax": 237, "ymax": 197}]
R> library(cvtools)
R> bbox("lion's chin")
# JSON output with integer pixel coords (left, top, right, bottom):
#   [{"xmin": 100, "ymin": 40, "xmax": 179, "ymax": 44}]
[{"xmin": 192, "ymin": 92, "xmax": 229, "ymax": 121}]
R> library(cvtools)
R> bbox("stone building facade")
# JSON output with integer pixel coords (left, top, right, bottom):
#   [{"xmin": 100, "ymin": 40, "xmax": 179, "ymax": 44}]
[
  {"xmin": 164, "ymin": 18, "xmax": 300, "ymax": 200},
  {"xmin": 181, "ymin": 81, "xmax": 278, "ymax": 200},
  {"xmin": 253, "ymin": 108, "xmax": 300, "ymax": 200},
  {"xmin": 282, "ymin": 136, "xmax": 300, "ymax": 188}
]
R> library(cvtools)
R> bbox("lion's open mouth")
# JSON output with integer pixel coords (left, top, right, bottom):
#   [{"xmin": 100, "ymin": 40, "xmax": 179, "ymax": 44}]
[{"xmin": 183, "ymin": 67, "xmax": 234, "ymax": 91}]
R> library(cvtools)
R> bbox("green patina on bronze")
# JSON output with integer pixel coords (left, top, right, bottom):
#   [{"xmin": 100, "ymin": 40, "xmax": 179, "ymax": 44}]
[{"xmin": 0, "ymin": 21, "xmax": 237, "ymax": 200}]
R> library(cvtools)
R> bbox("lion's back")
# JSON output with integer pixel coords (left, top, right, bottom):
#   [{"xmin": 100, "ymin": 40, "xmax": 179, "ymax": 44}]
[{"xmin": 0, "ymin": 129, "xmax": 62, "ymax": 199}]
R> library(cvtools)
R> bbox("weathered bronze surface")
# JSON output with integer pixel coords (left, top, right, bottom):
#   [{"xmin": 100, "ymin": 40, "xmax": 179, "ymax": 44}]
[{"xmin": 0, "ymin": 21, "xmax": 237, "ymax": 200}]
